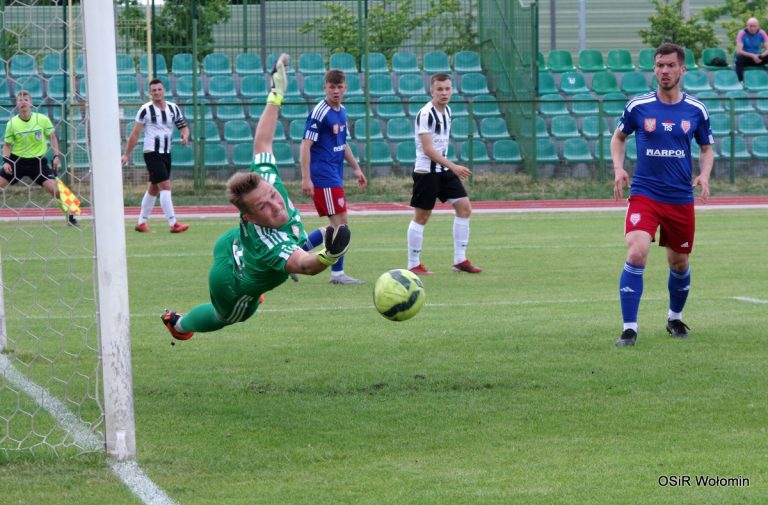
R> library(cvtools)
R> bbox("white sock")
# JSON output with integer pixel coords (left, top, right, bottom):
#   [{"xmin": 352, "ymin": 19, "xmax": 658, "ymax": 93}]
[
  {"xmin": 623, "ymin": 322, "xmax": 638, "ymax": 332},
  {"xmin": 159, "ymin": 190, "xmax": 176, "ymax": 226},
  {"xmin": 667, "ymin": 310, "xmax": 683, "ymax": 321},
  {"xmin": 138, "ymin": 192, "xmax": 157, "ymax": 225},
  {"xmin": 407, "ymin": 221, "xmax": 425, "ymax": 269},
  {"xmin": 453, "ymin": 216, "xmax": 470, "ymax": 265}
]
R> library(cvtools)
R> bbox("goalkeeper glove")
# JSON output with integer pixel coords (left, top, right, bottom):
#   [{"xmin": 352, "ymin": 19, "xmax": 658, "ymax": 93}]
[{"xmin": 316, "ymin": 225, "xmax": 351, "ymax": 266}]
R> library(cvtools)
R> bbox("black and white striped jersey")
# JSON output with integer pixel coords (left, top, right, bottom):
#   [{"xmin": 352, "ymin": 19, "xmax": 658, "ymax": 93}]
[
  {"xmin": 413, "ymin": 101, "xmax": 452, "ymax": 173},
  {"xmin": 134, "ymin": 100, "xmax": 187, "ymax": 154}
]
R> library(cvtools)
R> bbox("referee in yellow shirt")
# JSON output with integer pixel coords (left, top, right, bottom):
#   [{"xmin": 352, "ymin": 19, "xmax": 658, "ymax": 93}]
[{"xmin": 1, "ymin": 90, "xmax": 77, "ymax": 226}]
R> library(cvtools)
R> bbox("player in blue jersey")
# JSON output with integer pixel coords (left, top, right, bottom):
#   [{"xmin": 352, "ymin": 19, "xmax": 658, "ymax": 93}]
[
  {"xmin": 300, "ymin": 69, "xmax": 367, "ymax": 285},
  {"xmin": 610, "ymin": 43, "xmax": 714, "ymax": 347},
  {"xmin": 735, "ymin": 17, "xmax": 768, "ymax": 81},
  {"xmin": 161, "ymin": 54, "xmax": 351, "ymax": 341}
]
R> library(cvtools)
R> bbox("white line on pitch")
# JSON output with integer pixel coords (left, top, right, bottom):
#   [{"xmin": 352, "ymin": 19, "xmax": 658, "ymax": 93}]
[{"xmin": 731, "ymin": 296, "xmax": 768, "ymax": 304}]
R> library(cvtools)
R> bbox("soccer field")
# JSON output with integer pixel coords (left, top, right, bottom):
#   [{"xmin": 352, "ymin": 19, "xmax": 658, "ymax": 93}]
[{"xmin": 1, "ymin": 209, "xmax": 767, "ymax": 504}]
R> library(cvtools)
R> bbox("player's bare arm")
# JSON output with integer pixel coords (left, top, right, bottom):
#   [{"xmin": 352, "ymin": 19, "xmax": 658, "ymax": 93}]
[
  {"xmin": 611, "ymin": 129, "xmax": 630, "ymax": 200},
  {"xmin": 344, "ymin": 143, "xmax": 367, "ymax": 189},
  {"xmin": 299, "ymin": 138, "xmax": 314, "ymax": 196},
  {"xmin": 120, "ymin": 123, "xmax": 144, "ymax": 165},
  {"xmin": 693, "ymin": 144, "xmax": 714, "ymax": 201}
]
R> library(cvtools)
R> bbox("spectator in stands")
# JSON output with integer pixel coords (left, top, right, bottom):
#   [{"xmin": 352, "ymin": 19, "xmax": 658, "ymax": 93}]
[
  {"xmin": 1, "ymin": 90, "xmax": 77, "ymax": 227},
  {"xmin": 299, "ymin": 69, "xmax": 367, "ymax": 285},
  {"xmin": 120, "ymin": 78, "xmax": 190, "ymax": 233},
  {"xmin": 734, "ymin": 17, "xmax": 768, "ymax": 81},
  {"xmin": 406, "ymin": 73, "xmax": 481, "ymax": 275}
]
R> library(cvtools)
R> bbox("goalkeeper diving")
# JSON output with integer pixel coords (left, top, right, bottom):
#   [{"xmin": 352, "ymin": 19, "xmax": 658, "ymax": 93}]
[{"xmin": 162, "ymin": 53, "xmax": 351, "ymax": 340}]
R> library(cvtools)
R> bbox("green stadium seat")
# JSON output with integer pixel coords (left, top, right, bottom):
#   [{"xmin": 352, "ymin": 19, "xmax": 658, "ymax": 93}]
[
  {"xmin": 13, "ymin": 75, "xmax": 44, "ymax": 99},
  {"xmin": 538, "ymin": 72, "xmax": 557, "ymax": 95},
  {"xmin": 577, "ymin": 49, "xmax": 606, "ymax": 73},
  {"xmin": 423, "ymin": 51, "xmax": 450, "ymax": 74},
  {"xmin": 203, "ymin": 143, "xmax": 228, "ymax": 166},
  {"xmin": 719, "ymin": 135, "xmax": 750, "ymax": 159},
  {"xmin": 284, "ymin": 76, "xmax": 301, "ymax": 97},
  {"xmin": 536, "ymin": 138, "xmax": 559, "ymax": 162},
  {"xmin": 139, "ymin": 54, "xmax": 168, "ymax": 76},
  {"xmin": 116, "ymin": 53, "xmax": 136, "ymax": 76},
  {"xmin": 563, "ymin": 137, "xmax": 594, "ymax": 163},
  {"xmin": 344, "ymin": 100, "xmax": 366, "ymax": 120},
  {"xmin": 491, "ymin": 139, "xmax": 522, "ymax": 163},
  {"xmin": 361, "ymin": 140, "xmax": 393, "ymax": 164},
  {"xmin": 570, "ymin": 92, "xmax": 599, "ymax": 116},
  {"xmin": 620, "ymin": 71, "xmax": 650, "ymax": 95},
  {"xmin": 367, "ymin": 74, "xmax": 395, "ymax": 97},
  {"xmin": 353, "ymin": 118, "xmax": 383, "ymax": 139},
  {"xmin": 395, "ymin": 141, "xmax": 416, "ymax": 165},
  {"xmin": 724, "ymin": 90, "xmax": 753, "ymax": 112},
  {"xmin": 696, "ymin": 91, "xmax": 724, "ymax": 113},
  {"xmin": 684, "ymin": 47, "xmax": 698, "ymax": 70},
  {"xmin": 232, "ymin": 142, "xmax": 254, "ymax": 166},
  {"xmin": 171, "ymin": 53, "xmax": 195, "ymax": 75},
  {"xmin": 175, "ymin": 75, "xmax": 204, "ymax": 99},
  {"xmin": 392, "ymin": 51, "xmax": 419, "ymax": 74},
  {"xmin": 550, "ymin": 115, "xmax": 581, "ymax": 139},
  {"xmin": 756, "ymin": 90, "xmax": 768, "ymax": 113},
  {"xmin": 602, "ymin": 92, "xmax": 627, "ymax": 116},
  {"xmin": 713, "ymin": 71, "xmax": 742, "ymax": 93},
  {"xmin": 453, "ymin": 50, "xmax": 482, "ymax": 73},
  {"xmin": 223, "ymin": 119, "xmax": 252, "ymax": 143},
  {"xmin": 479, "ymin": 116, "xmax": 510, "ymax": 140},
  {"xmin": 75, "ymin": 54, "xmax": 87, "ymax": 76},
  {"xmin": 558, "ymin": 71, "xmax": 589, "ymax": 95},
  {"xmin": 397, "ymin": 73, "xmax": 425, "ymax": 96},
  {"xmin": 606, "ymin": 49, "xmax": 634, "ymax": 72},
  {"xmin": 408, "ymin": 95, "xmax": 429, "ymax": 116},
  {"xmin": 10, "ymin": 54, "xmax": 38, "ymax": 76},
  {"xmin": 328, "ymin": 52, "xmax": 357, "ymax": 73},
  {"xmin": 459, "ymin": 72, "xmax": 489, "ymax": 95},
  {"xmin": 235, "ymin": 53, "xmax": 263, "ymax": 75},
  {"xmin": 539, "ymin": 93, "xmax": 568, "ymax": 116},
  {"xmin": 288, "ymin": 119, "xmax": 306, "ymax": 141},
  {"xmin": 183, "ymin": 100, "xmax": 214, "ymax": 120},
  {"xmin": 194, "ymin": 120, "xmax": 220, "ymax": 143},
  {"xmin": 42, "ymin": 53, "xmax": 66, "ymax": 76},
  {"xmin": 386, "ymin": 117, "xmax": 414, "ymax": 141},
  {"xmin": 361, "ymin": 52, "xmax": 389, "ymax": 74},
  {"xmin": 450, "ymin": 99, "xmax": 468, "ymax": 117},
  {"xmin": 302, "ymin": 74, "xmax": 325, "ymax": 99},
  {"xmin": 298, "ymin": 53, "xmax": 325, "ymax": 75},
  {"xmin": 239, "ymin": 74, "xmax": 267, "ymax": 99},
  {"xmin": 708, "ymin": 112, "xmax": 731, "ymax": 136},
  {"xmin": 744, "ymin": 69, "xmax": 768, "ymax": 92},
  {"xmin": 590, "ymin": 71, "xmax": 620, "ymax": 95},
  {"xmin": 345, "ymin": 73, "xmax": 364, "ymax": 96},
  {"xmin": 215, "ymin": 101, "xmax": 246, "ymax": 121},
  {"xmin": 700, "ymin": 47, "xmax": 730, "ymax": 70},
  {"xmin": 625, "ymin": 135, "xmax": 638, "ymax": 161},
  {"xmin": 46, "ymin": 75, "xmax": 68, "ymax": 102},
  {"xmin": 547, "ymin": 50, "xmax": 576, "ymax": 73},
  {"xmin": 538, "ymin": 51, "xmax": 548, "ymax": 71},
  {"xmin": 472, "ymin": 94, "xmax": 500, "ymax": 117},
  {"xmin": 581, "ymin": 115, "xmax": 613, "ymax": 139},
  {"xmin": 203, "ymin": 53, "xmax": 232, "ymax": 75},
  {"xmin": 207, "ymin": 75, "xmax": 237, "ymax": 98},
  {"xmin": 272, "ymin": 141, "xmax": 295, "ymax": 167},
  {"xmin": 737, "ymin": 112, "xmax": 767, "ymax": 135},
  {"xmin": 376, "ymin": 95, "xmax": 406, "ymax": 118},
  {"xmin": 280, "ymin": 101, "xmax": 308, "ymax": 121},
  {"xmin": 171, "ymin": 144, "xmax": 195, "ymax": 169},
  {"xmin": 637, "ymin": 48, "xmax": 656, "ymax": 72},
  {"xmin": 751, "ymin": 135, "xmax": 768, "ymax": 159},
  {"xmin": 117, "ymin": 75, "xmax": 140, "ymax": 100},
  {"xmin": 273, "ymin": 120, "xmax": 287, "ymax": 140},
  {"xmin": 459, "ymin": 141, "xmax": 490, "ymax": 162},
  {"xmin": 450, "ymin": 116, "xmax": 473, "ymax": 139}
]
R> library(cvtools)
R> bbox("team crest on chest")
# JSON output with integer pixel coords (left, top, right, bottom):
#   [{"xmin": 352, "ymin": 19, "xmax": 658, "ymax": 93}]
[
  {"xmin": 629, "ymin": 213, "xmax": 641, "ymax": 226},
  {"xmin": 681, "ymin": 120, "xmax": 691, "ymax": 133},
  {"xmin": 644, "ymin": 118, "xmax": 656, "ymax": 132}
]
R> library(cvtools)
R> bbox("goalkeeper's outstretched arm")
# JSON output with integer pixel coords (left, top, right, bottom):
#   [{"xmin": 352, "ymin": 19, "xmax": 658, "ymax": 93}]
[{"xmin": 285, "ymin": 225, "xmax": 350, "ymax": 275}]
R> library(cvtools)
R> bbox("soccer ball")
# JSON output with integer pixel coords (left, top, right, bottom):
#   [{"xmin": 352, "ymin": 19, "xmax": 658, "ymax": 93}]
[{"xmin": 373, "ymin": 269, "xmax": 426, "ymax": 321}]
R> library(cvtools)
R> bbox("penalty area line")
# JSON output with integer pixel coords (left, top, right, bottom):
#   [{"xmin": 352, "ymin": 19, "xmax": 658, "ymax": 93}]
[{"xmin": 731, "ymin": 296, "xmax": 768, "ymax": 305}]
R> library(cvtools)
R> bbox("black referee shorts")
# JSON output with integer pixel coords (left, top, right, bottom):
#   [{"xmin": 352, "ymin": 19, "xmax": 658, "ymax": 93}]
[
  {"xmin": 0, "ymin": 155, "xmax": 55, "ymax": 185},
  {"xmin": 409, "ymin": 170, "xmax": 468, "ymax": 210},
  {"xmin": 143, "ymin": 151, "xmax": 172, "ymax": 184}
]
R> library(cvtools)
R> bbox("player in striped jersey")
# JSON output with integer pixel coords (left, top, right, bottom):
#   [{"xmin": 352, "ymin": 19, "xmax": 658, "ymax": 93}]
[
  {"xmin": 611, "ymin": 44, "xmax": 714, "ymax": 347},
  {"xmin": 121, "ymin": 78, "xmax": 190, "ymax": 233},
  {"xmin": 162, "ymin": 54, "xmax": 351, "ymax": 341},
  {"xmin": 406, "ymin": 73, "xmax": 481, "ymax": 275}
]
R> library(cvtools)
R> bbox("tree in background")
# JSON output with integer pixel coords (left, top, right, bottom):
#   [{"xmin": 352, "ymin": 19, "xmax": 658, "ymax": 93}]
[
  {"xmin": 639, "ymin": 0, "xmax": 718, "ymax": 59},
  {"xmin": 702, "ymin": 0, "xmax": 768, "ymax": 54}
]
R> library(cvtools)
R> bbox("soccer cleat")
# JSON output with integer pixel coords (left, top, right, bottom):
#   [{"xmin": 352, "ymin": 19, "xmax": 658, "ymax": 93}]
[
  {"xmin": 67, "ymin": 214, "xmax": 79, "ymax": 227},
  {"xmin": 452, "ymin": 259, "xmax": 482, "ymax": 273},
  {"xmin": 162, "ymin": 309, "xmax": 194, "ymax": 341},
  {"xmin": 409, "ymin": 264, "xmax": 434, "ymax": 276},
  {"xmin": 267, "ymin": 53, "xmax": 289, "ymax": 106},
  {"xmin": 135, "ymin": 223, "xmax": 151, "ymax": 233},
  {"xmin": 329, "ymin": 273, "xmax": 365, "ymax": 285},
  {"xmin": 170, "ymin": 222, "xmax": 189, "ymax": 233},
  {"xmin": 615, "ymin": 328, "xmax": 637, "ymax": 347},
  {"xmin": 666, "ymin": 319, "xmax": 690, "ymax": 338}
]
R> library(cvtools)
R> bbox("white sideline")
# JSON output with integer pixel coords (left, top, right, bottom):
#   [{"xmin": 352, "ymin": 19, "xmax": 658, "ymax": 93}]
[
  {"xmin": 0, "ymin": 353, "xmax": 179, "ymax": 505},
  {"xmin": 731, "ymin": 296, "xmax": 768, "ymax": 304}
]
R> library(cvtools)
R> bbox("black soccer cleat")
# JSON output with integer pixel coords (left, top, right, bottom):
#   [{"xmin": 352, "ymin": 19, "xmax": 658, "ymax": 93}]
[
  {"xmin": 615, "ymin": 328, "xmax": 637, "ymax": 347},
  {"xmin": 666, "ymin": 319, "xmax": 690, "ymax": 339},
  {"xmin": 67, "ymin": 214, "xmax": 79, "ymax": 227}
]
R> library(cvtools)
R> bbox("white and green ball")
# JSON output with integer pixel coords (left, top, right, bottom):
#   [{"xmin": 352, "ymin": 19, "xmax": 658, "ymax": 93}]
[{"xmin": 373, "ymin": 269, "xmax": 426, "ymax": 321}]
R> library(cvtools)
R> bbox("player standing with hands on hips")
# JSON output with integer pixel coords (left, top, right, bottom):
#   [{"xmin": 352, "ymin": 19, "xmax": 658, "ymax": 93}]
[
  {"xmin": 611, "ymin": 43, "xmax": 714, "ymax": 347},
  {"xmin": 407, "ymin": 73, "xmax": 481, "ymax": 275}
]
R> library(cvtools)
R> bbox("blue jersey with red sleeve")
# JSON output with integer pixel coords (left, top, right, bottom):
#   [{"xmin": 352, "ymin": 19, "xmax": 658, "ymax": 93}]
[
  {"xmin": 303, "ymin": 100, "xmax": 349, "ymax": 188},
  {"xmin": 618, "ymin": 91, "xmax": 712, "ymax": 204}
]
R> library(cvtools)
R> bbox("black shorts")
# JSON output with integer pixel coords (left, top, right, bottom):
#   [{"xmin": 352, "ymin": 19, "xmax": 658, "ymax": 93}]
[
  {"xmin": 0, "ymin": 155, "xmax": 55, "ymax": 185},
  {"xmin": 410, "ymin": 170, "xmax": 468, "ymax": 210},
  {"xmin": 143, "ymin": 151, "xmax": 172, "ymax": 184}
]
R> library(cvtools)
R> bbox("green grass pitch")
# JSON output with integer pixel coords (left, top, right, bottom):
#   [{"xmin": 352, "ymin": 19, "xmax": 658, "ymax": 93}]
[{"xmin": 1, "ymin": 209, "xmax": 767, "ymax": 504}]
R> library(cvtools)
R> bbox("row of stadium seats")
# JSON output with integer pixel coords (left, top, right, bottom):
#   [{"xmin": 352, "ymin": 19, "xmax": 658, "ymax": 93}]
[
  {"xmin": 541, "ymin": 47, "xmax": 733, "ymax": 73},
  {"xmin": 0, "ymin": 50, "xmax": 482, "ymax": 79}
]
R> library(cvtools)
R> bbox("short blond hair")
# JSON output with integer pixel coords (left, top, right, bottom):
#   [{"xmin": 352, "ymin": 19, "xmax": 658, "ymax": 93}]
[{"xmin": 226, "ymin": 172, "xmax": 264, "ymax": 213}]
